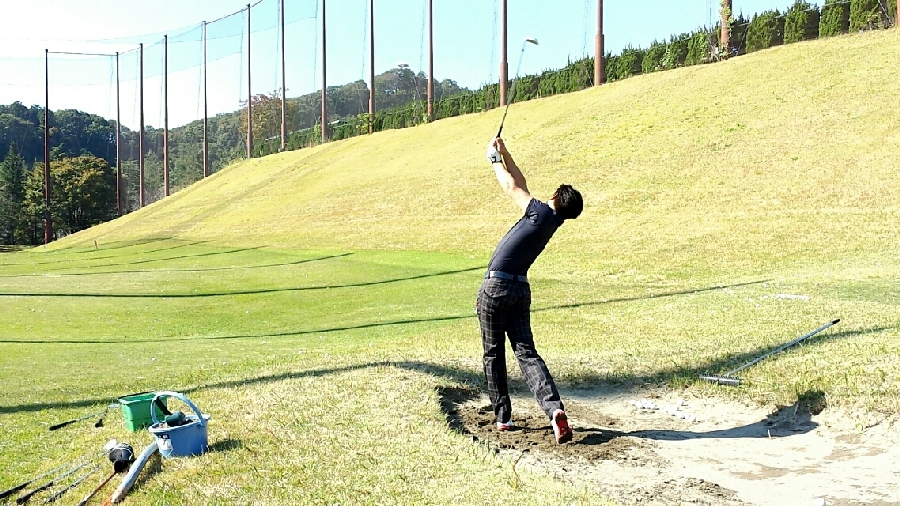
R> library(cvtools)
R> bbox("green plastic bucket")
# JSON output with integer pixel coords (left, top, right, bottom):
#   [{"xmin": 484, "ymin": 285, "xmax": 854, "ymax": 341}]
[
  {"xmin": 118, "ymin": 392, "xmax": 169, "ymax": 432},
  {"xmin": 147, "ymin": 391, "xmax": 210, "ymax": 458}
]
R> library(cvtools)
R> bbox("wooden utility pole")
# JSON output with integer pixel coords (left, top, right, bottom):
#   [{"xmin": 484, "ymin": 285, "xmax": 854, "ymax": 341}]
[
  {"xmin": 499, "ymin": 0, "xmax": 508, "ymax": 106},
  {"xmin": 139, "ymin": 43, "xmax": 145, "ymax": 208},
  {"xmin": 321, "ymin": 0, "xmax": 328, "ymax": 142},
  {"xmin": 115, "ymin": 52, "xmax": 122, "ymax": 215},
  {"xmin": 163, "ymin": 35, "xmax": 170, "ymax": 197},
  {"xmin": 721, "ymin": 0, "xmax": 732, "ymax": 56},
  {"xmin": 202, "ymin": 22, "xmax": 209, "ymax": 177},
  {"xmin": 247, "ymin": 4, "xmax": 253, "ymax": 158},
  {"xmin": 595, "ymin": 0, "xmax": 604, "ymax": 85},
  {"xmin": 280, "ymin": 0, "xmax": 287, "ymax": 151},
  {"xmin": 427, "ymin": 0, "xmax": 434, "ymax": 121},
  {"xmin": 369, "ymin": 0, "xmax": 375, "ymax": 134},
  {"xmin": 43, "ymin": 49, "xmax": 52, "ymax": 244}
]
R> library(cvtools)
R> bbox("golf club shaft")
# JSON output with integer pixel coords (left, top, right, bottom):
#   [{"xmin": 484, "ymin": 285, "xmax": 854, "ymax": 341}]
[
  {"xmin": 76, "ymin": 471, "xmax": 116, "ymax": 506},
  {"xmin": 496, "ymin": 42, "xmax": 530, "ymax": 138},
  {"xmin": 16, "ymin": 462, "xmax": 88, "ymax": 505},
  {"xmin": 44, "ymin": 465, "xmax": 100, "ymax": 503},
  {"xmin": 723, "ymin": 319, "xmax": 840, "ymax": 377},
  {"xmin": 0, "ymin": 464, "xmax": 70, "ymax": 500},
  {"xmin": 49, "ymin": 404, "xmax": 114, "ymax": 431}
]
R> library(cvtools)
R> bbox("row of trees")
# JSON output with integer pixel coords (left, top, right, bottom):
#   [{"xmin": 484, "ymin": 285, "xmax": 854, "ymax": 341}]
[{"xmin": 0, "ymin": 145, "xmax": 117, "ymax": 244}]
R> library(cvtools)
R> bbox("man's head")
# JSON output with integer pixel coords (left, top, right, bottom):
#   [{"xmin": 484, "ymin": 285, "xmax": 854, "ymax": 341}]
[{"xmin": 551, "ymin": 184, "xmax": 583, "ymax": 221}]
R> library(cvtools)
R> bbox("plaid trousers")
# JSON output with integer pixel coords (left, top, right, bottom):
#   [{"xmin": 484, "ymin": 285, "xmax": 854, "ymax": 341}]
[{"xmin": 476, "ymin": 276, "xmax": 564, "ymax": 423}]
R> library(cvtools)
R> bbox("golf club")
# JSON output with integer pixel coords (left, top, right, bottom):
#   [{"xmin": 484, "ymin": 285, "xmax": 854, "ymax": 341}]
[
  {"xmin": 700, "ymin": 319, "xmax": 841, "ymax": 386},
  {"xmin": 75, "ymin": 443, "xmax": 133, "ymax": 506},
  {"xmin": 49, "ymin": 403, "xmax": 118, "ymax": 431},
  {"xmin": 496, "ymin": 36, "xmax": 539, "ymax": 138},
  {"xmin": 15, "ymin": 462, "xmax": 90, "ymax": 505},
  {"xmin": 0, "ymin": 464, "xmax": 70, "ymax": 500},
  {"xmin": 43, "ymin": 465, "xmax": 100, "ymax": 504}
]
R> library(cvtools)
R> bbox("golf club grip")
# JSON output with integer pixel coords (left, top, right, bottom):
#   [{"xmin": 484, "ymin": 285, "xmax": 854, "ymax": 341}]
[
  {"xmin": 0, "ymin": 483, "xmax": 28, "ymax": 500},
  {"xmin": 48, "ymin": 419, "xmax": 76, "ymax": 431},
  {"xmin": 496, "ymin": 125, "xmax": 503, "ymax": 138}
]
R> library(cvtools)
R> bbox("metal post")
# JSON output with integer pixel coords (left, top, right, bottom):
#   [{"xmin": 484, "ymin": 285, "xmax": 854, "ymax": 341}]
[
  {"xmin": 116, "ymin": 52, "xmax": 122, "ymax": 215},
  {"xmin": 247, "ymin": 4, "xmax": 253, "ymax": 158},
  {"xmin": 280, "ymin": 0, "xmax": 287, "ymax": 151},
  {"xmin": 43, "ymin": 49, "xmax": 52, "ymax": 244},
  {"xmin": 499, "ymin": 0, "xmax": 508, "ymax": 106},
  {"xmin": 139, "ymin": 43, "xmax": 145, "ymax": 208},
  {"xmin": 595, "ymin": 0, "xmax": 604, "ymax": 85},
  {"xmin": 321, "ymin": 0, "xmax": 328, "ymax": 142},
  {"xmin": 163, "ymin": 35, "xmax": 169, "ymax": 197},
  {"xmin": 427, "ymin": 0, "xmax": 434, "ymax": 121},
  {"xmin": 368, "ymin": 0, "xmax": 375, "ymax": 134},
  {"xmin": 202, "ymin": 22, "xmax": 208, "ymax": 177},
  {"xmin": 721, "ymin": 0, "xmax": 732, "ymax": 56}
]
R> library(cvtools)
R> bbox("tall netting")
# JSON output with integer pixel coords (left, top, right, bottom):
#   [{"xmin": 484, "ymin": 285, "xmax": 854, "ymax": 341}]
[{"xmin": 4, "ymin": 0, "xmax": 876, "ymax": 224}]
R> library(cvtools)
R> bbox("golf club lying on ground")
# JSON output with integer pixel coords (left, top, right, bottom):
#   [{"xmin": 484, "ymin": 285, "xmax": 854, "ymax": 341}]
[
  {"xmin": 0, "ymin": 464, "xmax": 71, "ymax": 501},
  {"xmin": 44, "ymin": 464, "xmax": 100, "ymax": 503},
  {"xmin": 49, "ymin": 403, "xmax": 119, "ymax": 431},
  {"xmin": 700, "ymin": 319, "xmax": 840, "ymax": 386},
  {"xmin": 14, "ymin": 462, "xmax": 91, "ymax": 505},
  {"xmin": 496, "ymin": 36, "xmax": 539, "ymax": 138},
  {"xmin": 75, "ymin": 443, "xmax": 134, "ymax": 506}
]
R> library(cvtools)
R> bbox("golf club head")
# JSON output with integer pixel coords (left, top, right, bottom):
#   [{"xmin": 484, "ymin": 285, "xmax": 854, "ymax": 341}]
[
  {"xmin": 524, "ymin": 37, "xmax": 538, "ymax": 45},
  {"xmin": 699, "ymin": 375, "xmax": 741, "ymax": 386}
]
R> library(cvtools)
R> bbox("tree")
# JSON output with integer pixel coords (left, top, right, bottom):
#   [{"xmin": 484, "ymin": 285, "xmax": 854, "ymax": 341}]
[
  {"xmin": 24, "ymin": 155, "xmax": 116, "ymax": 238},
  {"xmin": 784, "ymin": 1, "xmax": 821, "ymax": 43},
  {"xmin": 850, "ymin": 0, "xmax": 885, "ymax": 30},
  {"xmin": 746, "ymin": 10, "xmax": 785, "ymax": 53},
  {"xmin": 820, "ymin": 0, "xmax": 851, "ymax": 36},
  {"xmin": 0, "ymin": 144, "xmax": 27, "ymax": 244}
]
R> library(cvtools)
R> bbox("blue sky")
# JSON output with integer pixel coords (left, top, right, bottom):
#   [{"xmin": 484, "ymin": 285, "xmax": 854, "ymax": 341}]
[{"xmin": 0, "ymin": 0, "xmax": 793, "ymax": 128}]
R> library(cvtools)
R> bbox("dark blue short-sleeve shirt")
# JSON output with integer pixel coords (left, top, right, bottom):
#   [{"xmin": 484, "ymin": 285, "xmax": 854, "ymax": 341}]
[{"xmin": 486, "ymin": 198, "xmax": 563, "ymax": 276}]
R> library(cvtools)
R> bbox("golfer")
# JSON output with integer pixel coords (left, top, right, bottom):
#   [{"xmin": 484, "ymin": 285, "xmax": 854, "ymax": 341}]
[{"xmin": 478, "ymin": 137, "xmax": 583, "ymax": 444}]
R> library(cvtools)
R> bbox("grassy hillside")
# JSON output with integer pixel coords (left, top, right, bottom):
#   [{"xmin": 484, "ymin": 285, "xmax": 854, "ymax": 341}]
[
  {"xmin": 57, "ymin": 29, "xmax": 899, "ymax": 282},
  {"xmin": 2, "ymin": 28, "xmax": 899, "ymax": 505}
]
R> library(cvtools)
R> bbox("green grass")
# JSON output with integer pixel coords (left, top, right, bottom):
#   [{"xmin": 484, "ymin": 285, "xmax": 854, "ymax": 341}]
[{"xmin": 2, "ymin": 28, "xmax": 900, "ymax": 504}]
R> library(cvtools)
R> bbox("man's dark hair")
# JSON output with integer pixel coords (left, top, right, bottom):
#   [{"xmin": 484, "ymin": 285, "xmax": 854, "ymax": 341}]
[{"xmin": 553, "ymin": 184, "xmax": 583, "ymax": 221}]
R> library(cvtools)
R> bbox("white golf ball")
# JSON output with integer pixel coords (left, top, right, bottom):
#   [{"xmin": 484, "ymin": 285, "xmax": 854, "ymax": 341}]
[{"xmin": 813, "ymin": 499, "xmax": 826, "ymax": 506}]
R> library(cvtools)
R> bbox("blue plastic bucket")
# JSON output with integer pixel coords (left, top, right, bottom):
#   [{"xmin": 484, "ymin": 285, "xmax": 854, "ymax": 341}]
[{"xmin": 147, "ymin": 391, "xmax": 210, "ymax": 458}]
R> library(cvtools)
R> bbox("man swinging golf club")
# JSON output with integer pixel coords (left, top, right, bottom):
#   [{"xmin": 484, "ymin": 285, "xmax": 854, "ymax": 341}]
[{"xmin": 478, "ymin": 137, "xmax": 583, "ymax": 444}]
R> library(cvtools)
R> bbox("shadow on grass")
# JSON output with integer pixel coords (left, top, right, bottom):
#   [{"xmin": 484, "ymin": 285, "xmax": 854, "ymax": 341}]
[
  {"xmin": 0, "ymin": 279, "xmax": 772, "ymax": 343},
  {"xmin": 2, "ymin": 237, "xmax": 186, "ymax": 266},
  {"xmin": 2, "ymin": 323, "xmax": 884, "ymax": 419},
  {"xmin": 209, "ymin": 438, "xmax": 244, "ymax": 454},
  {"xmin": 0, "ymin": 253, "xmax": 353, "ymax": 278},
  {"xmin": 0, "ymin": 265, "xmax": 483, "ymax": 299}
]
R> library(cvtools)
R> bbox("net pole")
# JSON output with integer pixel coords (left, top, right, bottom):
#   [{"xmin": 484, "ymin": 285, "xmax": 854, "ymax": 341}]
[
  {"xmin": 164, "ymin": 35, "xmax": 170, "ymax": 197},
  {"xmin": 595, "ymin": 0, "xmax": 605, "ymax": 85},
  {"xmin": 43, "ymin": 49, "xmax": 53, "ymax": 244},
  {"xmin": 321, "ymin": 0, "xmax": 328, "ymax": 142},
  {"xmin": 427, "ymin": 0, "xmax": 434, "ymax": 122},
  {"xmin": 139, "ymin": 43, "xmax": 145, "ymax": 208},
  {"xmin": 499, "ymin": 0, "xmax": 508, "ymax": 106},
  {"xmin": 202, "ymin": 22, "xmax": 209, "ymax": 178},
  {"xmin": 247, "ymin": 4, "xmax": 253, "ymax": 159},
  {"xmin": 369, "ymin": 0, "xmax": 375, "ymax": 133},
  {"xmin": 116, "ymin": 52, "xmax": 122, "ymax": 215},
  {"xmin": 281, "ymin": 0, "xmax": 287, "ymax": 151}
]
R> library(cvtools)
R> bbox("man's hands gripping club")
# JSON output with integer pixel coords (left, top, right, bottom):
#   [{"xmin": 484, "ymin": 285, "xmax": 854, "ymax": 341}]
[{"xmin": 486, "ymin": 137, "xmax": 532, "ymax": 211}]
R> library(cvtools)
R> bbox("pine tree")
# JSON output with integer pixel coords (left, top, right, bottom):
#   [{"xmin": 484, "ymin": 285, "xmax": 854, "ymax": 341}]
[{"xmin": 0, "ymin": 144, "xmax": 27, "ymax": 244}]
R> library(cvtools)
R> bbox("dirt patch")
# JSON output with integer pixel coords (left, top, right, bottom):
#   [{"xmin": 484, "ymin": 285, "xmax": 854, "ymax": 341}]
[{"xmin": 438, "ymin": 385, "xmax": 900, "ymax": 505}]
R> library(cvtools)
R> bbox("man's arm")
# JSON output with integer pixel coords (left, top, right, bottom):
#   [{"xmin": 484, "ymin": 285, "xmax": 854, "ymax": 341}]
[{"xmin": 487, "ymin": 138, "xmax": 532, "ymax": 211}]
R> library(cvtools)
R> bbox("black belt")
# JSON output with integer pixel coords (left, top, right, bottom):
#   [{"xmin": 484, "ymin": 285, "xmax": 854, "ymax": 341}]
[{"xmin": 485, "ymin": 270, "xmax": 528, "ymax": 283}]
